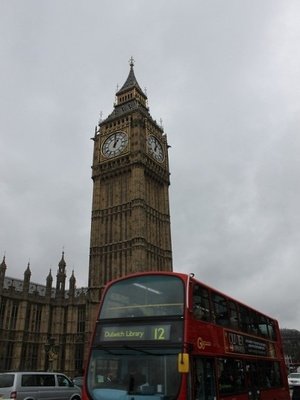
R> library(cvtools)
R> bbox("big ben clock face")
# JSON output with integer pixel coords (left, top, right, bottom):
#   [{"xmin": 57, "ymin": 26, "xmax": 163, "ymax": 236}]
[
  {"xmin": 147, "ymin": 135, "xmax": 164, "ymax": 162},
  {"xmin": 102, "ymin": 131, "xmax": 128, "ymax": 158}
]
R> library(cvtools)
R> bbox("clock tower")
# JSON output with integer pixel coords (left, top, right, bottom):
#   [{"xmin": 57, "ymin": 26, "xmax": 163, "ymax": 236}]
[{"xmin": 88, "ymin": 59, "xmax": 172, "ymax": 308}]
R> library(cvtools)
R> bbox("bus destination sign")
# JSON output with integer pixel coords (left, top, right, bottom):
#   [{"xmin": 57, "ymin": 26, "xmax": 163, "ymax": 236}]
[
  {"xmin": 224, "ymin": 330, "xmax": 275, "ymax": 358},
  {"xmin": 99, "ymin": 324, "xmax": 171, "ymax": 342}
]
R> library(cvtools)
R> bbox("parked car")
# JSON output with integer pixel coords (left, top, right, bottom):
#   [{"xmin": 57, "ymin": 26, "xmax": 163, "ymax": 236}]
[
  {"xmin": 0, "ymin": 371, "xmax": 81, "ymax": 400},
  {"xmin": 73, "ymin": 376, "xmax": 84, "ymax": 388},
  {"xmin": 288, "ymin": 373, "xmax": 300, "ymax": 388}
]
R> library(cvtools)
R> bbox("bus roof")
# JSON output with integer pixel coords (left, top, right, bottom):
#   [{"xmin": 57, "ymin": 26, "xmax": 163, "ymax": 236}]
[{"xmin": 102, "ymin": 271, "xmax": 277, "ymax": 323}]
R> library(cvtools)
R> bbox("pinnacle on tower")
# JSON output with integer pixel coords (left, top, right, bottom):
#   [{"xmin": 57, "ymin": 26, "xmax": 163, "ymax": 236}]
[{"xmin": 116, "ymin": 57, "xmax": 146, "ymax": 98}]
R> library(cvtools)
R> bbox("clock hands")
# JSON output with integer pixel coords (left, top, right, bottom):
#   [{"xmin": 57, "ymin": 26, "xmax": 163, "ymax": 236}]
[
  {"xmin": 104, "ymin": 132, "xmax": 163, "ymax": 161},
  {"xmin": 147, "ymin": 135, "xmax": 164, "ymax": 162},
  {"xmin": 102, "ymin": 131, "xmax": 128, "ymax": 158},
  {"xmin": 113, "ymin": 134, "xmax": 119, "ymax": 149}
]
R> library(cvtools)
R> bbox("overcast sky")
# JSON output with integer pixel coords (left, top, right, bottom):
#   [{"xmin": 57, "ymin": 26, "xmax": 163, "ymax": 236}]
[{"xmin": 1, "ymin": 1, "xmax": 300, "ymax": 330}]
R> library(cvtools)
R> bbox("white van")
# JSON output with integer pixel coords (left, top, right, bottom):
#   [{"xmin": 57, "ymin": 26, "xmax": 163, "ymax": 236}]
[{"xmin": 0, "ymin": 372, "xmax": 81, "ymax": 400}]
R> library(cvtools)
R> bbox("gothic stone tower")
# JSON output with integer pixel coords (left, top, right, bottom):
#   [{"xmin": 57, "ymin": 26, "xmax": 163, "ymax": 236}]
[{"xmin": 88, "ymin": 59, "xmax": 172, "ymax": 306}]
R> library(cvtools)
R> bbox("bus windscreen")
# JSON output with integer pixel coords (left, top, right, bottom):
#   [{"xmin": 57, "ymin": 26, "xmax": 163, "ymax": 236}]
[{"xmin": 99, "ymin": 275, "xmax": 184, "ymax": 319}]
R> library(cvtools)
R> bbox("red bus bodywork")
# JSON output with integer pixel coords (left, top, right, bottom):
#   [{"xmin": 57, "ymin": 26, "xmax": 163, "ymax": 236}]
[{"xmin": 82, "ymin": 271, "xmax": 290, "ymax": 400}]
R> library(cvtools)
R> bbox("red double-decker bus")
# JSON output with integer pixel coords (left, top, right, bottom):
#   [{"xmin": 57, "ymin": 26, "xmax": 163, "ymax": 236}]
[{"xmin": 82, "ymin": 272, "xmax": 290, "ymax": 400}]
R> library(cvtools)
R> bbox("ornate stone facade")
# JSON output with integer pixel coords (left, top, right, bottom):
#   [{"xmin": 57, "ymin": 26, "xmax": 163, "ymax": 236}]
[
  {"xmin": 0, "ymin": 61, "xmax": 172, "ymax": 376},
  {"xmin": 0, "ymin": 254, "xmax": 87, "ymax": 376}
]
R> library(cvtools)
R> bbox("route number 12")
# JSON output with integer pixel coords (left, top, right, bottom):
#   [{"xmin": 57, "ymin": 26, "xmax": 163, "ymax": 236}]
[{"xmin": 154, "ymin": 327, "xmax": 166, "ymax": 340}]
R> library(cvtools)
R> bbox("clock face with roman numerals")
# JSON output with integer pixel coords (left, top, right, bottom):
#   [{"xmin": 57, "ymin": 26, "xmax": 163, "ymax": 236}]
[
  {"xmin": 102, "ymin": 131, "xmax": 128, "ymax": 158},
  {"xmin": 147, "ymin": 135, "xmax": 164, "ymax": 162}
]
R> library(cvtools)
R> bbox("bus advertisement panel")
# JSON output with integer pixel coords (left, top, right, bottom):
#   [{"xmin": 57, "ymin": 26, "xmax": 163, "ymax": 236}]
[{"xmin": 82, "ymin": 272, "xmax": 290, "ymax": 400}]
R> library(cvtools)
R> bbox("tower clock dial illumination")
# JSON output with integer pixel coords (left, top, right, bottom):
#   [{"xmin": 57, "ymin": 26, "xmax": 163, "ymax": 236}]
[
  {"xmin": 147, "ymin": 135, "xmax": 164, "ymax": 162},
  {"xmin": 102, "ymin": 131, "xmax": 128, "ymax": 158}
]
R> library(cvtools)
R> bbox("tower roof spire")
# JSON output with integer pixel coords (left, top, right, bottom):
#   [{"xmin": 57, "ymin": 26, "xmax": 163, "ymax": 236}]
[
  {"xmin": 59, "ymin": 251, "xmax": 66, "ymax": 268},
  {"xmin": 129, "ymin": 56, "xmax": 135, "ymax": 68},
  {"xmin": 102, "ymin": 57, "xmax": 150, "ymax": 125},
  {"xmin": 0, "ymin": 256, "xmax": 7, "ymax": 280},
  {"xmin": 47, "ymin": 268, "xmax": 53, "ymax": 283},
  {"xmin": 116, "ymin": 57, "xmax": 146, "ymax": 97},
  {"xmin": 0, "ymin": 255, "xmax": 7, "ymax": 269}
]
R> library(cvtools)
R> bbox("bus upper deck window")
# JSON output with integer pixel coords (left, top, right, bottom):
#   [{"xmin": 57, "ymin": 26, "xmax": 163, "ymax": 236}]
[
  {"xmin": 192, "ymin": 285, "xmax": 211, "ymax": 322},
  {"xmin": 212, "ymin": 293, "xmax": 229, "ymax": 327},
  {"xmin": 100, "ymin": 275, "xmax": 184, "ymax": 319}
]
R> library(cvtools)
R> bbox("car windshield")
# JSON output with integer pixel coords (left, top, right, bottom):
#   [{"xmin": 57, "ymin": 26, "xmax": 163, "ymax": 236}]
[
  {"xmin": 289, "ymin": 373, "xmax": 300, "ymax": 378},
  {"xmin": 73, "ymin": 377, "xmax": 83, "ymax": 387},
  {"xmin": 87, "ymin": 348, "xmax": 181, "ymax": 399}
]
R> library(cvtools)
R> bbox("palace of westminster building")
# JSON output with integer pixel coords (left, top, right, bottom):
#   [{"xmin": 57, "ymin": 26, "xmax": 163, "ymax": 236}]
[{"xmin": 0, "ymin": 60, "xmax": 173, "ymax": 376}]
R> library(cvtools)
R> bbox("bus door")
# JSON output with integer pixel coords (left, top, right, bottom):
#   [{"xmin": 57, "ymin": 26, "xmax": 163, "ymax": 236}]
[
  {"xmin": 193, "ymin": 358, "xmax": 216, "ymax": 400},
  {"xmin": 246, "ymin": 363, "xmax": 261, "ymax": 400}
]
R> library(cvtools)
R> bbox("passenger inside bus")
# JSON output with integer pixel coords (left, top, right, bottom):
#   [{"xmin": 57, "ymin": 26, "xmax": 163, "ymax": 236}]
[{"xmin": 123, "ymin": 361, "xmax": 147, "ymax": 392}]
